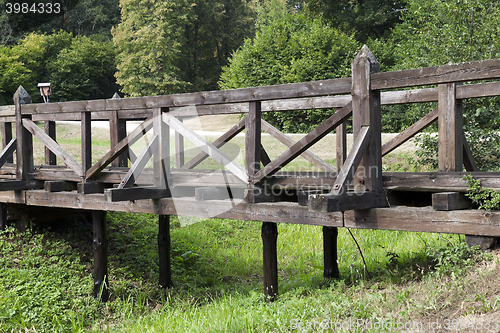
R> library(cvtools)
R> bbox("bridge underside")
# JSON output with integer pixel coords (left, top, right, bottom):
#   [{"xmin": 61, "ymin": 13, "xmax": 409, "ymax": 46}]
[{"xmin": 1, "ymin": 165, "xmax": 499, "ymax": 237}]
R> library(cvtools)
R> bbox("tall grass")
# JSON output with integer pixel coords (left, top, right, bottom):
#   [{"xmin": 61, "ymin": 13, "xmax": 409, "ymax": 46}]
[{"xmin": 1, "ymin": 211, "xmax": 493, "ymax": 333}]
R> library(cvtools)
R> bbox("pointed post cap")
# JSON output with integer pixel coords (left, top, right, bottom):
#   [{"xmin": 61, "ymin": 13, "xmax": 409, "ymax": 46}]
[
  {"xmin": 112, "ymin": 92, "xmax": 121, "ymax": 99},
  {"xmin": 353, "ymin": 45, "xmax": 380, "ymax": 73},
  {"xmin": 13, "ymin": 85, "xmax": 31, "ymax": 104}
]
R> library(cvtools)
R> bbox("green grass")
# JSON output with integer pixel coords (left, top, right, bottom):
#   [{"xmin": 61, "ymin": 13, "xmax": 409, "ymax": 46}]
[{"xmin": 1, "ymin": 213, "xmax": 497, "ymax": 332}]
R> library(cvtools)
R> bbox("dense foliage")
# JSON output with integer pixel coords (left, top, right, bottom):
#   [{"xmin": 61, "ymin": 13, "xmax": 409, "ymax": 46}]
[
  {"xmin": 112, "ymin": 0, "xmax": 256, "ymax": 96},
  {"xmin": 219, "ymin": 0, "xmax": 359, "ymax": 132},
  {"xmin": 0, "ymin": 31, "xmax": 118, "ymax": 104}
]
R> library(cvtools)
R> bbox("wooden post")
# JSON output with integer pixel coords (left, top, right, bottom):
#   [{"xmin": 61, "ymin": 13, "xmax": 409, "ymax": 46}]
[
  {"xmin": 93, "ymin": 210, "xmax": 109, "ymax": 302},
  {"xmin": 153, "ymin": 108, "xmax": 170, "ymax": 188},
  {"xmin": 351, "ymin": 45, "xmax": 382, "ymax": 193},
  {"xmin": 0, "ymin": 203, "xmax": 6, "ymax": 231},
  {"xmin": 438, "ymin": 83, "xmax": 463, "ymax": 172},
  {"xmin": 81, "ymin": 111, "xmax": 92, "ymax": 179},
  {"xmin": 44, "ymin": 121, "xmax": 56, "ymax": 165},
  {"xmin": 110, "ymin": 93, "xmax": 128, "ymax": 167},
  {"xmin": 1, "ymin": 122, "xmax": 13, "ymax": 163},
  {"xmin": 175, "ymin": 117, "xmax": 185, "ymax": 168},
  {"xmin": 336, "ymin": 122, "xmax": 347, "ymax": 172},
  {"xmin": 158, "ymin": 215, "xmax": 171, "ymax": 288},
  {"xmin": 245, "ymin": 101, "xmax": 261, "ymax": 202},
  {"xmin": 14, "ymin": 86, "xmax": 33, "ymax": 180},
  {"xmin": 323, "ymin": 226, "xmax": 339, "ymax": 278},
  {"xmin": 262, "ymin": 221, "xmax": 278, "ymax": 301}
]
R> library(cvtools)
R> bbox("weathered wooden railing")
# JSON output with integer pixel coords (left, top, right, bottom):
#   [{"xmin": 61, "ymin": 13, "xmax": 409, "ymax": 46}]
[{"xmin": 2, "ymin": 45, "xmax": 500, "ymax": 300}]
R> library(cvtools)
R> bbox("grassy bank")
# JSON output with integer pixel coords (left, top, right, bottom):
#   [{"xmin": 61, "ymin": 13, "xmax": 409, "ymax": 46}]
[{"xmin": 1, "ymin": 212, "xmax": 498, "ymax": 332}]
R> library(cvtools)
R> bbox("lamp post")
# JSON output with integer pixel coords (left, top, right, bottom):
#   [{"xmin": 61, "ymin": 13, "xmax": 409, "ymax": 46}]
[{"xmin": 38, "ymin": 83, "xmax": 51, "ymax": 103}]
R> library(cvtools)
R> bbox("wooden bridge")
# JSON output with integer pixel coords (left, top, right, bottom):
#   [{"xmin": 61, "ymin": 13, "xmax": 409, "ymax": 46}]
[{"xmin": 2, "ymin": 45, "xmax": 500, "ymax": 301}]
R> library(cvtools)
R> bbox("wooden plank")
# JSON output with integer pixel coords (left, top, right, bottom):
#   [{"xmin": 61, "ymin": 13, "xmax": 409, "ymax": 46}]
[
  {"xmin": 118, "ymin": 135, "xmax": 158, "ymax": 189},
  {"xmin": 262, "ymin": 222, "xmax": 278, "ymax": 301},
  {"xmin": 22, "ymin": 118, "xmax": 84, "ymax": 177},
  {"xmin": 21, "ymin": 78, "xmax": 352, "ymax": 115},
  {"xmin": 195, "ymin": 187, "xmax": 240, "ymax": 201},
  {"xmin": 261, "ymin": 119, "xmax": 335, "ymax": 173},
  {"xmin": 0, "ymin": 138, "xmax": 16, "ymax": 169},
  {"xmin": 104, "ymin": 186, "xmax": 171, "ymax": 202},
  {"xmin": 44, "ymin": 180, "xmax": 77, "ymax": 192},
  {"xmin": 0, "ymin": 203, "xmax": 6, "ymax": 230},
  {"xmin": 1, "ymin": 122, "xmax": 13, "ymax": 164},
  {"xmin": 352, "ymin": 45, "xmax": 382, "ymax": 194},
  {"xmin": 260, "ymin": 145, "xmax": 272, "ymax": 166},
  {"xmin": 372, "ymin": 58, "xmax": 500, "ymax": 90},
  {"xmin": 336, "ymin": 122, "xmax": 347, "ymax": 171},
  {"xmin": 323, "ymin": 226, "xmax": 339, "ymax": 278},
  {"xmin": 158, "ymin": 215, "xmax": 171, "ymax": 288},
  {"xmin": 175, "ymin": 118, "xmax": 185, "ymax": 168},
  {"xmin": 86, "ymin": 117, "xmax": 154, "ymax": 179},
  {"xmin": 254, "ymin": 102, "xmax": 353, "ymax": 182},
  {"xmin": 457, "ymin": 81, "xmax": 500, "ymax": 99},
  {"xmin": 382, "ymin": 107, "xmax": 438, "ymax": 156},
  {"xmin": 345, "ymin": 206, "xmax": 500, "ymax": 237},
  {"xmin": 81, "ymin": 112, "xmax": 92, "ymax": 174},
  {"xmin": 163, "ymin": 113, "xmax": 248, "ymax": 183},
  {"xmin": 463, "ymin": 133, "xmax": 479, "ymax": 172},
  {"xmin": 246, "ymin": 103, "xmax": 262, "ymax": 203},
  {"xmin": 0, "ymin": 180, "xmax": 43, "ymax": 191},
  {"xmin": 309, "ymin": 190, "xmax": 384, "ymax": 212},
  {"xmin": 0, "ymin": 105, "xmax": 15, "ymax": 117},
  {"xmin": 77, "ymin": 182, "xmax": 105, "ymax": 194},
  {"xmin": 438, "ymin": 83, "xmax": 463, "ymax": 172},
  {"xmin": 92, "ymin": 210, "xmax": 109, "ymax": 302},
  {"xmin": 44, "ymin": 121, "xmax": 56, "ymax": 165},
  {"xmin": 153, "ymin": 108, "xmax": 170, "ymax": 188},
  {"xmin": 432, "ymin": 192, "xmax": 472, "ymax": 211},
  {"xmin": 382, "ymin": 172, "xmax": 500, "ymax": 192},
  {"xmin": 381, "ymin": 87, "xmax": 438, "ymax": 105},
  {"xmin": 110, "ymin": 93, "xmax": 128, "ymax": 167},
  {"xmin": 330, "ymin": 126, "xmax": 371, "ymax": 196},
  {"xmin": 15, "ymin": 86, "xmax": 33, "ymax": 181},
  {"xmin": 182, "ymin": 118, "xmax": 245, "ymax": 169}
]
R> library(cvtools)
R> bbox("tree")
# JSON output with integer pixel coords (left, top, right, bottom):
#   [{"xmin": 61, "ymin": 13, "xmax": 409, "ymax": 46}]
[
  {"xmin": 390, "ymin": 0, "xmax": 500, "ymax": 170},
  {"xmin": 306, "ymin": 0, "xmax": 407, "ymax": 43},
  {"xmin": 48, "ymin": 36, "xmax": 118, "ymax": 101},
  {"xmin": 219, "ymin": 0, "xmax": 359, "ymax": 133},
  {"xmin": 0, "ymin": 31, "xmax": 118, "ymax": 104},
  {"xmin": 113, "ymin": 0, "xmax": 256, "ymax": 97}
]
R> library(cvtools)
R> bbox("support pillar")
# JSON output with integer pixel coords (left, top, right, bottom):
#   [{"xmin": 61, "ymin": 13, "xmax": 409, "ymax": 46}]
[
  {"xmin": 93, "ymin": 210, "xmax": 109, "ymax": 302},
  {"xmin": 323, "ymin": 226, "xmax": 339, "ymax": 278},
  {"xmin": 158, "ymin": 215, "xmax": 172, "ymax": 288},
  {"xmin": 0, "ymin": 203, "xmax": 6, "ymax": 231},
  {"xmin": 262, "ymin": 221, "xmax": 278, "ymax": 301}
]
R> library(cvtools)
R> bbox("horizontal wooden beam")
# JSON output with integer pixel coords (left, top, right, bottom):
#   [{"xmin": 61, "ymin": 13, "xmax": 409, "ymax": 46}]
[
  {"xmin": 105, "ymin": 186, "xmax": 171, "ymax": 202},
  {"xmin": 345, "ymin": 206, "xmax": 500, "ymax": 236},
  {"xmin": 20, "ymin": 78, "xmax": 352, "ymax": 115},
  {"xmin": 309, "ymin": 191, "xmax": 386, "ymax": 212},
  {"xmin": 372, "ymin": 58, "xmax": 500, "ymax": 90},
  {"xmin": 44, "ymin": 181, "xmax": 77, "ymax": 192},
  {"xmin": 432, "ymin": 192, "xmax": 472, "ymax": 211},
  {"xmin": 0, "ymin": 180, "xmax": 43, "ymax": 191}
]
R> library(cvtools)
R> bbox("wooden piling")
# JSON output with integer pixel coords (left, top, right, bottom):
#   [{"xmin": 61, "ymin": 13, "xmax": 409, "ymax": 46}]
[
  {"xmin": 323, "ymin": 226, "xmax": 339, "ymax": 278},
  {"xmin": 158, "ymin": 215, "xmax": 172, "ymax": 288},
  {"xmin": 44, "ymin": 121, "xmax": 56, "ymax": 165},
  {"xmin": 93, "ymin": 210, "xmax": 109, "ymax": 302},
  {"xmin": 0, "ymin": 203, "xmax": 6, "ymax": 231},
  {"xmin": 262, "ymin": 221, "xmax": 278, "ymax": 301},
  {"xmin": 14, "ymin": 86, "xmax": 33, "ymax": 181}
]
